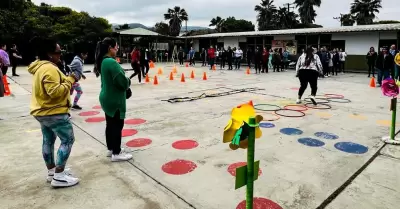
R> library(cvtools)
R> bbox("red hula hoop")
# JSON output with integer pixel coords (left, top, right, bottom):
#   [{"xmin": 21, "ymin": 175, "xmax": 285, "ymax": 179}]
[
  {"xmin": 283, "ymin": 105, "xmax": 308, "ymax": 112},
  {"xmin": 324, "ymin": 94, "xmax": 345, "ymax": 99}
]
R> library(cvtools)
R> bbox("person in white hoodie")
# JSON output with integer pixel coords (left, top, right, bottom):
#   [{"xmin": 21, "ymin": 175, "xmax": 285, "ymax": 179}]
[
  {"xmin": 295, "ymin": 46, "xmax": 323, "ymax": 105},
  {"xmin": 339, "ymin": 48, "xmax": 347, "ymax": 73}
]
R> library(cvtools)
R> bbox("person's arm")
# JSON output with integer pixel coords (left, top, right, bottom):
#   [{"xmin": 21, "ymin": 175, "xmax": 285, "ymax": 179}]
[
  {"xmin": 315, "ymin": 55, "xmax": 323, "ymax": 74},
  {"xmin": 13, "ymin": 53, "xmax": 22, "ymax": 59},
  {"xmin": 295, "ymin": 56, "xmax": 301, "ymax": 75},
  {"xmin": 109, "ymin": 59, "xmax": 130, "ymax": 91},
  {"xmin": 43, "ymin": 67, "xmax": 75, "ymax": 99}
]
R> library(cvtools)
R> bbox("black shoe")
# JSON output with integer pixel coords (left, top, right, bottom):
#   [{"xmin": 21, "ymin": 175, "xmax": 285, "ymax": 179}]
[
  {"xmin": 72, "ymin": 105, "xmax": 82, "ymax": 110},
  {"xmin": 12, "ymin": 74, "xmax": 19, "ymax": 77}
]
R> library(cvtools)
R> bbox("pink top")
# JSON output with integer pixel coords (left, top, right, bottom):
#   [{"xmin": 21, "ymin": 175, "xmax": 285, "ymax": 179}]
[{"xmin": 0, "ymin": 49, "xmax": 10, "ymax": 66}]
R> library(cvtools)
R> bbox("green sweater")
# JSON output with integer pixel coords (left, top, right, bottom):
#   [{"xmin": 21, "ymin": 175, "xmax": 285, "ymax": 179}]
[{"xmin": 99, "ymin": 57, "xmax": 131, "ymax": 119}]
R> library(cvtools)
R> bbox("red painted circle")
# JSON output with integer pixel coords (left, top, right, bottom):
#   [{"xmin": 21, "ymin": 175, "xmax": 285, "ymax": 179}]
[
  {"xmin": 122, "ymin": 129, "xmax": 138, "ymax": 137},
  {"xmin": 85, "ymin": 117, "xmax": 105, "ymax": 123},
  {"xmin": 284, "ymin": 105, "xmax": 308, "ymax": 112},
  {"xmin": 324, "ymin": 93, "xmax": 345, "ymax": 99},
  {"xmin": 290, "ymin": 87, "xmax": 299, "ymax": 90},
  {"xmin": 126, "ymin": 138, "xmax": 152, "ymax": 147},
  {"xmin": 236, "ymin": 197, "xmax": 283, "ymax": 209},
  {"xmin": 162, "ymin": 159, "xmax": 197, "ymax": 175},
  {"xmin": 93, "ymin": 105, "xmax": 102, "ymax": 109},
  {"xmin": 125, "ymin": 118, "xmax": 147, "ymax": 125},
  {"xmin": 79, "ymin": 111, "xmax": 100, "ymax": 116},
  {"xmin": 228, "ymin": 162, "xmax": 262, "ymax": 177},
  {"xmin": 172, "ymin": 140, "xmax": 199, "ymax": 150}
]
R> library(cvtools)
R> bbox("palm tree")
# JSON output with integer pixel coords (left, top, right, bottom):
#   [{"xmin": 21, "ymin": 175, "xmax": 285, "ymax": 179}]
[
  {"xmin": 350, "ymin": 0, "xmax": 382, "ymax": 25},
  {"xmin": 341, "ymin": 14, "xmax": 356, "ymax": 26},
  {"xmin": 275, "ymin": 7, "xmax": 300, "ymax": 29},
  {"xmin": 254, "ymin": 0, "xmax": 277, "ymax": 31},
  {"xmin": 164, "ymin": 6, "xmax": 188, "ymax": 36},
  {"xmin": 209, "ymin": 16, "xmax": 225, "ymax": 32},
  {"xmin": 294, "ymin": 0, "xmax": 321, "ymax": 25}
]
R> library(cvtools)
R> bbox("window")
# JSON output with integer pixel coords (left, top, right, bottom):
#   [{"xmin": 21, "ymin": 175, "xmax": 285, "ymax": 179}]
[
  {"xmin": 307, "ymin": 35, "xmax": 319, "ymax": 46},
  {"xmin": 295, "ymin": 35, "xmax": 306, "ymax": 45},
  {"xmin": 331, "ymin": 40, "xmax": 345, "ymax": 51}
]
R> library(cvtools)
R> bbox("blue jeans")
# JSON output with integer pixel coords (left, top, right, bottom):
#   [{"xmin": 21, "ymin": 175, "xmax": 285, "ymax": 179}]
[
  {"xmin": 377, "ymin": 69, "xmax": 390, "ymax": 85},
  {"xmin": 34, "ymin": 114, "xmax": 75, "ymax": 169}
]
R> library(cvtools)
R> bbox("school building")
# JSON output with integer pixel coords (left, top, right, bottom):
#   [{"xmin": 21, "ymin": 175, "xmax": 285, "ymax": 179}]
[{"xmin": 186, "ymin": 24, "xmax": 400, "ymax": 71}]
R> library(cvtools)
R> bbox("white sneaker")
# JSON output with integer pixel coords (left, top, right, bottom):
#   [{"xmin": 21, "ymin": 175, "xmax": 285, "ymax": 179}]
[
  {"xmin": 296, "ymin": 99, "xmax": 301, "ymax": 104},
  {"xmin": 309, "ymin": 95, "xmax": 317, "ymax": 105},
  {"xmin": 47, "ymin": 167, "xmax": 72, "ymax": 182},
  {"xmin": 51, "ymin": 171, "xmax": 79, "ymax": 188},
  {"xmin": 111, "ymin": 152, "xmax": 132, "ymax": 162},
  {"xmin": 107, "ymin": 148, "xmax": 124, "ymax": 157}
]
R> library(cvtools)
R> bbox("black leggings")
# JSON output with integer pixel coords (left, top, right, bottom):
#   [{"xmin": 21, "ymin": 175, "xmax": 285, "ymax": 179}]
[
  {"xmin": 298, "ymin": 69, "xmax": 319, "ymax": 98},
  {"xmin": 368, "ymin": 63, "xmax": 375, "ymax": 77},
  {"xmin": 179, "ymin": 58, "xmax": 184, "ymax": 65},
  {"xmin": 1, "ymin": 66, "xmax": 8, "ymax": 75},
  {"xmin": 105, "ymin": 110, "xmax": 124, "ymax": 155},
  {"xmin": 141, "ymin": 61, "xmax": 149, "ymax": 78},
  {"xmin": 130, "ymin": 62, "xmax": 141, "ymax": 82}
]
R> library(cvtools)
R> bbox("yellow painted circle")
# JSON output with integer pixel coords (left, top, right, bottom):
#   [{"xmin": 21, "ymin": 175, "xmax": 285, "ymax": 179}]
[
  {"xmin": 349, "ymin": 114, "xmax": 367, "ymax": 120},
  {"xmin": 376, "ymin": 120, "xmax": 400, "ymax": 126},
  {"xmin": 315, "ymin": 112, "xmax": 333, "ymax": 118}
]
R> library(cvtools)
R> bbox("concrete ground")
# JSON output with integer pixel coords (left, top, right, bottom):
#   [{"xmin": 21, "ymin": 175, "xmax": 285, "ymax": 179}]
[{"xmin": 0, "ymin": 62, "xmax": 400, "ymax": 209}]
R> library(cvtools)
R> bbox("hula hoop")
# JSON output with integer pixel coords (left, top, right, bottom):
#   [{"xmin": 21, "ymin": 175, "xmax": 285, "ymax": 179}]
[
  {"xmin": 284, "ymin": 105, "xmax": 308, "ymax": 112},
  {"xmin": 304, "ymin": 98, "xmax": 330, "ymax": 104},
  {"xmin": 324, "ymin": 94, "xmax": 345, "ymax": 99},
  {"xmin": 254, "ymin": 104, "xmax": 281, "ymax": 112},
  {"xmin": 305, "ymin": 103, "xmax": 332, "ymax": 110},
  {"xmin": 274, "ymin": 109, "xmax": 306, "ymax": 117},
  {"xmin": 326, "ymin": 98, "xmax": 351, "ymax": 103},
  {"xmin": 258, "ymin": 112, "xmax": 280, "ymax": 121}
]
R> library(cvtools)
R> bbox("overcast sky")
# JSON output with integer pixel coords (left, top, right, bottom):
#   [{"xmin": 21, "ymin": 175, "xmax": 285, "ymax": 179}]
[{"xmin": 32, "ymin": 0, "xmax": 400, "ymax": 28}]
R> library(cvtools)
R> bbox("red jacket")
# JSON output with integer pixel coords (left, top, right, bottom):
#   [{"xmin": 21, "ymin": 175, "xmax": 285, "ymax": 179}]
[
  {"xmin": 131, "ymin": 50, "xmax": 140, "ymax": 63},
  {"xmin": 208, "ymin": 48, "xmax": 216, "ymax": 59},
  {"xmin": 262, "ymin": 50, "xmax": 269, "ymax": 62}
]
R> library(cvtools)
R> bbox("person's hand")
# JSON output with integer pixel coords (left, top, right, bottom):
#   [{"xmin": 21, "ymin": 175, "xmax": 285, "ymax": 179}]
[{"xmin": 69, "ymin": 73, "xmax": 78, "ymax": 82}]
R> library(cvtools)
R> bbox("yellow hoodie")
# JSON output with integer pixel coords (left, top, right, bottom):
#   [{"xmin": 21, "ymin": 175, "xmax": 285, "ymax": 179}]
[
  {"xmin": 395, "ymin": 53, "xmax": 400, "ymax": 66},
  {"xmin": 28, "ymin": 60, "xmax": 75, "ymax": 116}
]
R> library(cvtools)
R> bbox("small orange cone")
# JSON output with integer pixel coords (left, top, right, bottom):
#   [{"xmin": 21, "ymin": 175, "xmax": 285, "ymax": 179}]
[
  {"xmin": 181, "ymin": 73, "xmax": 186, "ymax": 82},
  {"xmin": 203, "ymin": 72, "xmax": 207, "ymax": 80},
  {"xmin": 212, "ymin": 65, "xmax": 216, "ymax": 71},
  {"xmin": 172, "ymin": 67, "xmax": 177, "ymax": 74},
  {"xmin": 169, "ymin": 72, "xmax": 174, "ymax": 80},
  {"xmin": 157, "ymin": 68, "xmax": 163, "ymax": 75},
  {"xmin": 190, "ymin": 70, "xmax": 195, "ymax": 79},
  {"xmin": 145, "ymin": 74, "xmax": 150, "ymax": 83},
  {"xmin": 3, "ymin": 76, "xmax": 11, "ymax": 96},
  {"xmin": 149, "ymin": 61, "xmax": 155, "ymax": 68},
  {"xmin": 186, "ymin": 63, "xmax": 189, "ymax": 67},
  {"xmin": 248, "ymin": 100, "xmax": 254, "ymax": 107},
  {"xmin": 153, "ymin": 76, "xmax": 158, "ymax": 85},
  {"xmin": 369, "ymin": 77, "xmax": 376, "ymax": 88},
  {"xmin": 246, "ymin": 68, "xmax": 250, "ymax": 75}
]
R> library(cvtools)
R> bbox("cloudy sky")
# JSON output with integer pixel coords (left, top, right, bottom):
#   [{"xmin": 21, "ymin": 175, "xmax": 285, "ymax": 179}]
[{"xmin": 32, "ymin": 0, "xmax": 400, "ymax": 28}]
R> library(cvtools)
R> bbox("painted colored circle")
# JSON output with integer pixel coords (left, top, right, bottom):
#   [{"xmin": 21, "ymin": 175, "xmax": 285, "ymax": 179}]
[
  {"xmin": 290, "ymin": 87, "xmax": 299, "ymax": 90},
  {"xmin": 172, "ymin": 140, "xmax": 199, "ymax": 150},
  {"xmin": 228, "ymin": 162, "xmax": 262, "ymax": 177},
  {"xmin": 236, "ymin": 197, "xmax": 283, "ymax": 209},
  {"xmin": 304, "ymin": 98, "xmax": 329, "ymax": 104},
  {"xmin": 162, "ymin": 159, "xmax": 197, "ymax": 175},
  {"xmin": 327, "ymin": 98, "xmax": 351, "ymax": 103},
  {"xmin": 122, "ymin": 129, "xmax": 138, "ymax": 137},
  {"xmin": 85, "ymin": 117, "xmax": 105, "ymax": 123},
  {"xmin": 314, "ymin": 132, "xmax": 339, "ymax": 140},
  {"xmin": 280, "ymin": 128, "xmax": 303, "ymax": 135},
  {"xmin": 324, "ymin": 94, "xmax": 345, "ymax": 99},
  {"xmin": 274, "ymin": 109, "xmax": 306, "ymax": 117},
  {"xmin": 125, "ymin": 118, "xmax": 147, "ymax": 125},
  {"xmin": 298, "ymin": 138, "xmax": 325, "ymax": 147},
  {"xmin": 93, "ymin": 105, "xmax": 102, "ymax": 109},
  {"xmin": 284, "ymin": 105, "xmax": 308, "ymax": 111},
  {"xmin": 259, "ymin": 123, "xmax": 275, "ymax": 128},
  {"xmin": 254, "ymin": 104, "xmax": 281, "ymax": 111},
  {"xmin": 334, "ymin": 142, "xmax": 368, "ymax": 154},
  {"xmin": 315, "ymin": 112, "xmax": 333, "ymax": 118},
  {"xmin": 126, "ymin": 138, "xmax": 152, "ymax": 148},
  {"xmin": 79, "ymin": 111, "xmax": 100, "ymax": 116},
  {"xmin": 259, "ymin": 112, "xmax": 280, "ymax": 121},
  {"xmin": 305, "ymin": 103, "xmax": 332, "ymax": 110}
]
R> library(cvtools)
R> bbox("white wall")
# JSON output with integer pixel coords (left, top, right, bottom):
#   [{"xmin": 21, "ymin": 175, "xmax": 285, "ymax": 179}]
[
  {"xmin": 192, "ymin": 39, "xmax": 199, "ymax": 51},
  {"xmin": 332, "ymin": 32, "xmax": 379, "ymax": 55},
  {"xmin": 223, "ymin": 37, "xmax": 240, "ymax": 48}
]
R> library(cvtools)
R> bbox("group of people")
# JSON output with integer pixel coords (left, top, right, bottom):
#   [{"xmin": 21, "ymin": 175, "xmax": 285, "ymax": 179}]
[
  {"xmin": 128, "ymin": 46, "xmax": 152, "ymax": 84},
  {"xmin": 366, "ymin": 44, "xmax": 400, "ymax": 87},
  {"xmin": 315, "ymin": 47, "xmax": 347, "ymax": 77},
  {"xmin": 0, "ymin": 43, "xmax": 23, "ymax": 97}
]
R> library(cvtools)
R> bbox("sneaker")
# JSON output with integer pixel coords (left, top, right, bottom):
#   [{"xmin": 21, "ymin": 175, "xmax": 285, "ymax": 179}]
[
  {"xmin": 47, "ymin": 167, "xmax": 72, "ymax": 182},
  {"xmin": 296, "ymin": 99, "xmax": 301, "ymax": 104},
  {"xmin": 12, "ymin": 74, "xmax": 19, "ymax": 77},
  {"xmin": 68, "ymin": 113, "xmax": 72, "ymax": 120},
  {"xmin": 111, "ymin": 151, "xmax": 132, "ymax": 162},
  {"xmin": 309, "ymin": 96, "xmax": 317, "ymax": 105},
  {"xmin": 106, "ymin": 148, "xmax": 124, "ymax": 157},
  {"xmin": 51, "ymin": 171, "xmax": 79, "ymax": 188},
  {"xmin": 72, "ymin": 105, "xmax": 82, "ymax": 110}
]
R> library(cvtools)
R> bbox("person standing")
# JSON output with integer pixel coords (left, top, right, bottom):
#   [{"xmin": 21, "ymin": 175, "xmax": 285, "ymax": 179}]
[
  {"xmin": 207, "ymin": 45, "xmax": 216, "ymax": 70},
  {"xmin": 366, "ymin": 47, "xmax": 377, "ymax": 78},
  {"xmin": 332, "ymin": 49, "xmax": 340, "ymax": 76},
  {"xmin": 262, "ymin": 47, "xmax": 269, "ymax": 73},
  {"xmin": 234, "ymin": 47, "xmax": 243, "ymax": 70},
  {"xmin": 0, "ymin": 43, "xmax": 10, "ymax": 77},
  {"xmin": 69, "ymin": 48, "xmax": 88, "ymax": 110},
  {"xmin": 129, "ymin": 46, "xmax": 142, "ymax": 84},
  {"xmin": 189, "ymin": 47, "xmax": 195, "ymax": 66},
  {"xmin": 339, "ymin": 48, "xmax": 347, "ymax": 74},
  {"xmin": 227, "ymin": 46, "xmax": 233, "ymax": 70},
  {"xmin": 220, "ymin": 48, "xmax": 227, "ymax": 69},
  {"xmin": 254, "ymin": 47, "xmax": 262, "ymax": 74},
  {"xmin": 200, "ymin": 48, "xmax": 207, "ymax": 66},
  {"xmin": 94, "ymin": 37, "xmax": 132, "ymax": 162},
  {"xmin": 295, "ymin": 46, "xmax": 323, "ymax": 105},
  {"xmin": 178, "ymin": 47, "xmax": 185, "ymax": 67},
  {"xmin": 272, "ymin": 49, "xmax": 281, "ymax": 72},
  {"xmin": 9, "ymin": 44, "xmax": 22, "ymax": 77},
  {"xmin": 246, "ymin": 48, "xmax": 253, "ymax": 69},
  {"xmin": 390, "ymin": 45, "xmax": 399, "ymax": 79},
  {"xmin": 28, "ymin": 37, "xmax": 79, "ymax": 187},
  {"xmin": 282, "ymin": 48, "xmax": 290, "ymax": 71},
  {"xmin": 268, "ymin": 49, "xmax": 273, "ymax": 69},
  {"xmin": 141, "ymin": 48, "xmax": 151, "ymax": 78},
  {"xmin": 375, "ymin": 46, "xmax": 394, "ymax": 87}
]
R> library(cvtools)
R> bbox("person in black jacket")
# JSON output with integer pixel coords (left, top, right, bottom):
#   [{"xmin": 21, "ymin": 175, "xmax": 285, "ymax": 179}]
[
  {"xmin": 375, "ymin": 46, "xmax": 394, "ymax": 87},
  {"xmin": 332, "ymin": 49, "xmax": 340, "ymax": 76},
  {"xmin": 366, "ymin": 47, "xmax": 378, "ymax": 78},
  {"xmin": 227, "ymin": 47, "xmax": 233, "ymax": 70},
  {"xmin": 246, "ymin": 48, "xmax": 253, "ymax": 69},
  {"xmin": 200, "ymin": 48, "xmax": 207, "ymax": 66},
  {"xmin": 254, "ymin": 47, "xmax": 262, "ymax": 74},
  {"xmin": 220, "ymin": 48, "xmax": 227, "ymax": 69},
  {"xmin": 140, "ymin": 48, "xmax": 151, "ymax": 78}
]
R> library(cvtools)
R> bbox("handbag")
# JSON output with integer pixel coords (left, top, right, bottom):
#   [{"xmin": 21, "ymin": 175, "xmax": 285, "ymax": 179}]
[{"xmin": 126, "ymin": 88, "xmax": 132, "ymax": 99}]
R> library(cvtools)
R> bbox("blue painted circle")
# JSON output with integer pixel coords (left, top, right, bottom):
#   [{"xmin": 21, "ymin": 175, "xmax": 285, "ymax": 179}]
[
  {"xmin": 334, "ymin": 142, "xmax": 368, "ymax": 154},
  {"xmin": 298, "ymin": 138, "xmax": 325, "ymax": 147},
  {"xmin": 314, "ymin": 132, "xmax": 339, "ymax": 140},
  {"xmin": 280, "ymin": 128, "xmax": 303, "ymax": 135},
  {"xmin": 259, "ymin": 123, "xmax": 275, "ymax": 128}
]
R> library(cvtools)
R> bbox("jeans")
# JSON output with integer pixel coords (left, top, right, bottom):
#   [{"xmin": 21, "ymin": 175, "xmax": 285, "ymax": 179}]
[
  {"xmin": 105, "ymin": 110, "xmax": 124, "ymax": 154},
  {"xmin": 34, "ymin": 114, "xmax": 75, "ymax": 169},
  {"xmin": 298, "ymin": 69, "xmax": 319, "ymax": 98},
  {"xmin": 141, "ymin": 61, "xmax": 149, "ymax": 78},
  {"xmin": 377, "ymin": 69, "xmax": 390, "ymax": 85},
  {"xmin": 70, "ymin": 82, "xmax": 83, "ymax": 105},
  {"xmin": 130, "ymin": 62, "xmax": 142, "ymax": 83},
  {"xmin": 235, "ymin": 57, "xmax": 241, "ymax": 69}
]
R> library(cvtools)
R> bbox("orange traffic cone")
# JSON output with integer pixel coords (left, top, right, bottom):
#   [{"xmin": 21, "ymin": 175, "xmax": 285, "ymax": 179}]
[
  {"xmin": 172, "ymin": 67, "xmax": 177, "ymax": 74},
  {"xmin": 157, "ymin": 68, "xmax": 163, "ymax": 75},
  {"xmin": 181, "ymin": 73, "xmax": 186, "ymax": 82},
  {"xmin": 246, "ymin": 68, "xmax": 250, "ymax": 75},
  {"xmin": 203, "ymin": 72, "xmax": 207, "ymax": 80},
  {"xmin": 169, "ymin": 72, "xmax": 174, "ymax": 80},
  {"xmin": 369, "ymin": 77, "xmax": 376, "ymax": 88},
  {"xmin": 153, "ymin": 76, "xmax": 158, "ymax": 85},
  {"xmin": 190, "ymin": 70, "xmax": 195, "ymax": 79},
  {"xmin": 145, "ymin": 74, "xmax": 150, "ymax": 83},
  {"xmin": 212, "ymin": 65, "xmax": 216, "ymax": 71},
  {"xmin": 2, "ymin": 76, "xmax": 11, "ymax": 96},
  {"xmin": 186, "ymin": 63, "xmax": 189, "ymax": 67},
  {"xmin": 149, "ymin": 61, "xmax": 155, "ymax": 68}
]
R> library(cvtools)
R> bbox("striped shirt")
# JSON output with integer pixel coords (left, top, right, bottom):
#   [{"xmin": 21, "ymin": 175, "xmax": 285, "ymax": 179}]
[{"xmin": 296, "ymin": 54, "xmax": 323, "ymax": 74}]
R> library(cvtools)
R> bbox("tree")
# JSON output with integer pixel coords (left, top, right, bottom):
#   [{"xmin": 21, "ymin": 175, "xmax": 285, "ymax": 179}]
[
  {"xmin": 275, "ymin": 7, "xmax": 300, "ymax": 29},
  {"xmin": 154, "ymin": 22, "xmax": 169, "ymax": 35},
  {"xmin": 116, "ymin": 24, "xmax": 130, "ymax": 31},
  {"xmin": 222, "ymin": 17, "xmax": 255, "ymax": 32},
  {"xmin": 164, "ymin": 6, "xmax": 188, "ymax": 36},
  {"xmin": 350, "ymin": 0, "xmax": 382, "ymax": 25},
  {"xmin": 294, "ymin": 0, "xmax": 321, "ymax": 25},
  {"xmin": 209, "ymin": 16, "xmax": 226, "ymax": 32},
  {"xmin": 254, "ymin": 0, "xmax": 277, "ymax": 31},
  {"xmin": 341, "ymin": 14, "xmax": 356, "ymax": 26}
]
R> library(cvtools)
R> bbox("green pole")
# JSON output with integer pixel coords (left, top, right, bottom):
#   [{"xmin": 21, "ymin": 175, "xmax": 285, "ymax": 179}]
[
  {"xmin": 390, "ymin": 98, "xmax": 397, "ymax": 140},
  {"xmin": 246, "ymin": 117, "xmax": 256, "ymax": 209}
]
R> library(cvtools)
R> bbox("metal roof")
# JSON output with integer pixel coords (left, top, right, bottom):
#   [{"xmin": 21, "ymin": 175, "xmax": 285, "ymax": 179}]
[
  {"xmin": 186, "ymin": 23, "xmax": 400, "ymax": 38},
  {"xmin": 118, "ymin": 27, "xmax": 161, "ymax": 36}
]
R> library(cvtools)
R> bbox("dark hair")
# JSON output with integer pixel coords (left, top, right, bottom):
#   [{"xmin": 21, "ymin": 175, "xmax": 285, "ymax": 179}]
[
  {"xmin": 94, "ymin": 37, "xmax": 117, "ymax": 77},
  {"xmin": 305, "ymin": 47, "xmax": 315, "ymax": 66},
  {"xmin": 29, "ymin": 37, "xmax": 58, "ymax": 61}
]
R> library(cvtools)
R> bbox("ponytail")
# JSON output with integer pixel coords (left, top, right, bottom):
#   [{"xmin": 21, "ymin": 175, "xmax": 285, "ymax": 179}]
[
  {"xmin": 305, "ymin": 47, "xmax": 315, "ymax": 66},
  {"xmin": 93, "ymin": 37, "xmax": 117, "ymax": 77}
]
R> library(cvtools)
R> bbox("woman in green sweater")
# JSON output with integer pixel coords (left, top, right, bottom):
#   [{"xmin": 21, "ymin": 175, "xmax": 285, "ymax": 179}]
[{"xmin": 94, "ymin": 38, "xmax": 132, "ymax": 162}]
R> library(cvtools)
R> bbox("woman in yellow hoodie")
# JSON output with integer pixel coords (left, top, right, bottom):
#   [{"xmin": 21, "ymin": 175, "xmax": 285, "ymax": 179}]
[{"xmin": 28, "ymin": 37, "xmax": 79, "ymax": 188}]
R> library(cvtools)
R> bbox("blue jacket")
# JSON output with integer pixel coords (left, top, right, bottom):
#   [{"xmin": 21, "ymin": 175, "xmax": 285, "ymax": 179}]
[
  {"xmin": 69, "ymin": 56, "xmax": 84, "ymax": 81},
  {"xmin": 189, "ymin": 49, "xmax": 195, "ymax": 58}
]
